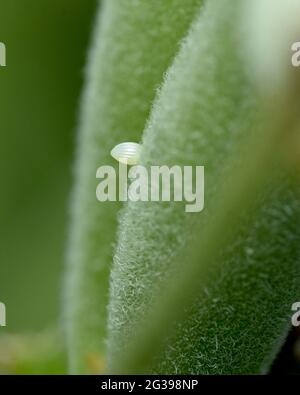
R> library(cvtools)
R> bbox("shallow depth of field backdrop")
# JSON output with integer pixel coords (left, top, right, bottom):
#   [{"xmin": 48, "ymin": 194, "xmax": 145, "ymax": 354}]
[{"xmin": 0, "ymin": 1, "xmax": 96, "ymax": 335}]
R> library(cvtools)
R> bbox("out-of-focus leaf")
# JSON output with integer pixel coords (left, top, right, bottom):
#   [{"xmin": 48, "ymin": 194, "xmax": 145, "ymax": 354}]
[
  {"xmin": 65, "ymin": 0, "xmax": 204, "ymax": 373},
  {"xmin": 0, "ymin": 331, "xmax": 66, "ymax": 374}
]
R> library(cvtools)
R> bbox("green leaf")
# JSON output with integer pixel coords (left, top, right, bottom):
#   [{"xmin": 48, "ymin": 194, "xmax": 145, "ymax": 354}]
[
  {"xmin": 107, "ymin": 0, "xmax": 300, "ymax": 374},
  {"xmin": 65, "ymin": 0, "xmax": 204, "ymax": 373}
]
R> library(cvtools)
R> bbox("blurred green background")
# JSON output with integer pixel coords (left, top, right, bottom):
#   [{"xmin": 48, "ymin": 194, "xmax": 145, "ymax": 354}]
[{"xmin": 0, "ymin": 0, "xmax": 96, "ymax": 333}]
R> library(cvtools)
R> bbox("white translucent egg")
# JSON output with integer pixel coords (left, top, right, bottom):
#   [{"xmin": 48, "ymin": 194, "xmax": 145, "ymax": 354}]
[{"xmin": 110, "ymin": 142, "xmax": 141, "ymax": 165}]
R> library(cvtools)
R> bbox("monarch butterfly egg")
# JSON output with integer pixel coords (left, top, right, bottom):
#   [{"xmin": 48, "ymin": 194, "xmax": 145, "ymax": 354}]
[{"xmin": 110, "ymin": 142, "xmax": 141, "ymax": 165}]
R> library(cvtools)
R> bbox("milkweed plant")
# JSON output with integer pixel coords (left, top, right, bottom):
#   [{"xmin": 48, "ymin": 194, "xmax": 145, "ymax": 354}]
[{"xmin": 26, "ymin": 0, "xmax": 300, "ymax": 374}]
